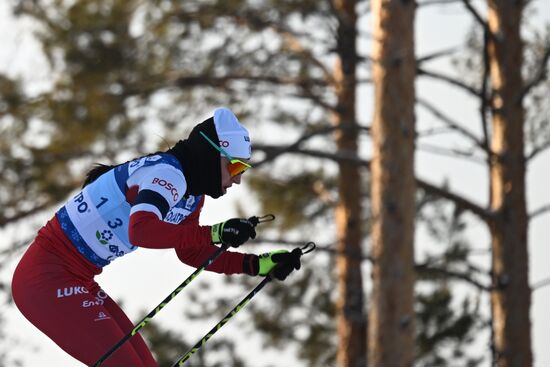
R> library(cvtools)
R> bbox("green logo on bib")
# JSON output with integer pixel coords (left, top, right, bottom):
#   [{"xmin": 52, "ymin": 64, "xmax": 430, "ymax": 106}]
[{"xmin": 96, "ymin": 230, "xmax": 113, "ymax": 245}]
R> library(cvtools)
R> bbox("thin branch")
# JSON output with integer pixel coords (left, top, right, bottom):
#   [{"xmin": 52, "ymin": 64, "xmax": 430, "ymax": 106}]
[
  {"xmin": 294, "ymin": 86, "xmax": 337, "ymax": 112},
  {"xmin": 416, "ymin": 177, "xmax": 491, "ymax": 221},
  {"xmin": 520, "ymin": 45, "xmax": 550, "ymax": 102},
  {"xmin": 164, "ymin": 72, "xmax": 339, "ymax": 112},
  {"xmin": 529, "ymin": 203, "xmax": 550, "ymax": 220},
  {"xmin": 527, "ymin": 141, "xmax": 550, "ymax": 162},
  {"xmin": 252, "ymin": 124, "xmax": 370, "ymax": 168},
  {"xmin": 417, "ymin": 143, "xmax": 487, "ymax": 164},
  {"xmin": 417, "ymin": 126, "xmax": 459, "ymax": 138},
  {"xmin": 167, "ymin": 74, "xmax": 328, "ymax": 89},
  {"xmin": 0, "ymin": 200, "xmax": 53, "ymax": 228},
  {"xmin": 417, "ymin": 47, "xmax": 459, "ymax": 64},
  {"xmin": 459, "ymin": 0, "xmax": 488, "ymax": 30},
  {"xmin": 416, "ymin": 263, "xmax": 492, "ymax": 291},
  {"xmin": 417, "ymin": 67, "xmax": 482, "ymax": 98},
  {"xmin": 253, "ymin": 144, "xmax": 367, "ymax": 169},
  {"xmin": 293, "ymin": 126, "xmax": 341, "ymax": 147},
  {"xmin": 479, "ymin": 26, "xmax": 492, "ymax": 155},
  {"xmin": 417, "ymin": 0, "xmax": 464, "ymax": 7},
  {"xmin": 417, "ymin": 97, "xmax": 487, "ymax": 151},
  {"xmin": 532, "ymin": 277, "xmax": 550, "ymax": 291}
]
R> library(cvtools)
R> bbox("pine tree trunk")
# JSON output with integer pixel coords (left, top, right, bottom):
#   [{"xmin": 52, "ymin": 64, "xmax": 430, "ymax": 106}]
[
  {"xmin": 368, "ymin": 0, "xmax": 416, "ymax": 366},
  {"xmin": 487, "ymin": 1, "xmax": 532, "ymax": 366},
  {"xmin": 332, "ymin": 1, "xmax": 367, "ymax": 367}
]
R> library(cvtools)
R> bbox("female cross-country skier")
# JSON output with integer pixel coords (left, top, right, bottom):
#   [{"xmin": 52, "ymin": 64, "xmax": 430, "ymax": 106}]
[{"xmin": 11, "ymin": 107, "xmax": 301, "ymax": 366}]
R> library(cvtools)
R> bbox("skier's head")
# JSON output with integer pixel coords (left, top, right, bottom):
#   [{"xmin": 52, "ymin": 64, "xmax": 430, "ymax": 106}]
[
  {"xmin": 169, "ymin": 107, "xmax": 251, "ymax": 198},
  {"xmin": 201, "ymin": 107, "xmax": 252, "ymax": 196},
  {"xmin": 211, "ymin": 107, "xmax": 251, "ymax": 160}
]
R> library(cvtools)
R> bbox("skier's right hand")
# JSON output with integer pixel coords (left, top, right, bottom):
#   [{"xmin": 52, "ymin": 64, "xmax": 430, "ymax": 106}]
[{"xmin": 211, "ymin": 218, "xmax": 256, "ymax": 247}]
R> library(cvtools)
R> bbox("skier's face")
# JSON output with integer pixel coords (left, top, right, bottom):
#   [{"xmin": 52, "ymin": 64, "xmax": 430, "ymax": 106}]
[{"xmin": 220, "ymin": 157, "xmax": 244, "ymax": 195}]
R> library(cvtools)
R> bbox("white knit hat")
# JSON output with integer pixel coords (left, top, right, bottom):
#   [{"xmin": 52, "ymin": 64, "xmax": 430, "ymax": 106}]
[{"xmin": 213, "ymin": 107, "xmax": 251, "ymax": 159}]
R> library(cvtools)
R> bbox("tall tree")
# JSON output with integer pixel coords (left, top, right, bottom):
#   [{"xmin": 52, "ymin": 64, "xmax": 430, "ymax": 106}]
[
  {"xmin": 331, "ymin": 1, "xmax": 367, "ymax": 366},
  {"xmin": 414, "ymin": 0, "xmax": 550, "ymax": 364},
  {"xmin": 487, "ymin": 0, "xmax": 531, "ymax": 365},
  {"xmin": 368, "ymin": 0, "xmax": 416, "ymax": 366}
]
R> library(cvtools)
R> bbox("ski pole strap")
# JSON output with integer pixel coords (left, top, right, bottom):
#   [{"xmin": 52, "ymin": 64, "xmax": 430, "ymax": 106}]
[
  {"xmin": 300, "ymin": 241, "xmax": 316, "ymax": 255},
  {"xmin": 248, "ymin": 214, "xmax": 275, "ymax": 226},
  {"xmin": 91, "ymin": 244, "xmax": 230, "ymax": 367}
]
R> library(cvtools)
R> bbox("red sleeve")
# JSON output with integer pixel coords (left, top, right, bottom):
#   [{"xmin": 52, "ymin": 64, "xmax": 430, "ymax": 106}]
[
  {"xmin": 128, "ymin": 211, "xmax": 211, "ymax": 249},
  {"xmin": 128, "ymin": 197, "xmax": 247, "ymax": 275}
]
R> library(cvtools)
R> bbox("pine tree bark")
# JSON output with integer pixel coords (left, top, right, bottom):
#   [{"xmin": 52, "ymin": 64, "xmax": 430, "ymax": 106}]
[
  {"xmin": 487, "ymin": 1, "xmax": 532, "ymax": 366},
  {"xmin": 368, "ymin": 0, "xmax": 416, "ymax": 366},
  {"xmin": 332, "ymin": 1, "xmax": 367, "ymax": 367}
]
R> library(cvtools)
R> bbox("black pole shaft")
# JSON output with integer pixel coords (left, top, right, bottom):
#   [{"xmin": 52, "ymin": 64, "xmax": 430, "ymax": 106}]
[
  {"xmin": 91, "ymin": 244, "xmax": 229, "ymax": 367},
  {"xmin": 171, "ymin": 242, "xmax": 316, "ymax": 366},
  {"xmin": 172, "ymin": 276, "xmax": 272, "ymax": 366}
]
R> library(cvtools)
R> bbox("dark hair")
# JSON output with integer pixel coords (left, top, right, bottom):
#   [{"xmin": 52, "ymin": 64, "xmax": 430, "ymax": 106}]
[{"xmin": 82, "ymin": 163, "xmax": 115, "ymax": 188}]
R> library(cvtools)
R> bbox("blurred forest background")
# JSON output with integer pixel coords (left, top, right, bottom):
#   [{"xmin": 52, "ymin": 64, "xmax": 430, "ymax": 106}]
[{"xmin": 1, "ymin": 0, "xmax": 550, "ymax": 366}]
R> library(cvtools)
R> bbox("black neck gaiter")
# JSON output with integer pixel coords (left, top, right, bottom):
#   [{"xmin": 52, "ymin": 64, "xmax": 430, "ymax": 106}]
[{"xmin": 166, "ymin": 117, "xmax": 223, "ymax": 198}]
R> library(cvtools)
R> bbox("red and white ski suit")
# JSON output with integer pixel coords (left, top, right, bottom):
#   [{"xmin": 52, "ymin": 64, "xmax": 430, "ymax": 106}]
[{"xmin": 12, "ymin": 154, "xmax": 251, "ymax": 366}]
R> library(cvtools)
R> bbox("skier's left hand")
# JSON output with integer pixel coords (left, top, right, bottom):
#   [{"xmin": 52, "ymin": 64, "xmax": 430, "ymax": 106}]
[{"xmin": 257, "ymin": 248, "xmax": 302, "ymax": 281}]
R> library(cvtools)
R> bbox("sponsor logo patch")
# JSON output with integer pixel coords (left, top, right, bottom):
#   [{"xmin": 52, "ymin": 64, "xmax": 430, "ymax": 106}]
[
  {"xmin": 82, "ymin": 289, "xmax": 109, "ymax": 308},
  {"xmin": 96, "ymin": 229, "xmax": 113, "ymax": 245},
  {"xmin": 152, "ymin": 177, "xmax": 179, "ymax": 202},
  {"xmin": 94, "ymin": 312, "xmax": 111, "ymax": 321},
  {"xmin": 56, "ymin": 286, "xmax": 89, "ymax": 298}
]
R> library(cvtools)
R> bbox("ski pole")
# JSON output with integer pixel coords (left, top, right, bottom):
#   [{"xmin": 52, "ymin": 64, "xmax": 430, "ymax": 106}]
[
  {"xmin": 171, "ymin": 242, "xmax": 316, "ymax": 366},
  {"xmin": 92, "ymin": 214, "xmax": 275, "ymax": 367}
]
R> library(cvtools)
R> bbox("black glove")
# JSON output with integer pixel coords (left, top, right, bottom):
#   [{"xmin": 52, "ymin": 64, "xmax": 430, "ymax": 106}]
[
  {"xmin": 258, "ymin": 248, "xmax": 302, "ymax": 281},
  {"xmin": 211, "ymin": 218, "xmax": 257, "ymax": 248}
]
